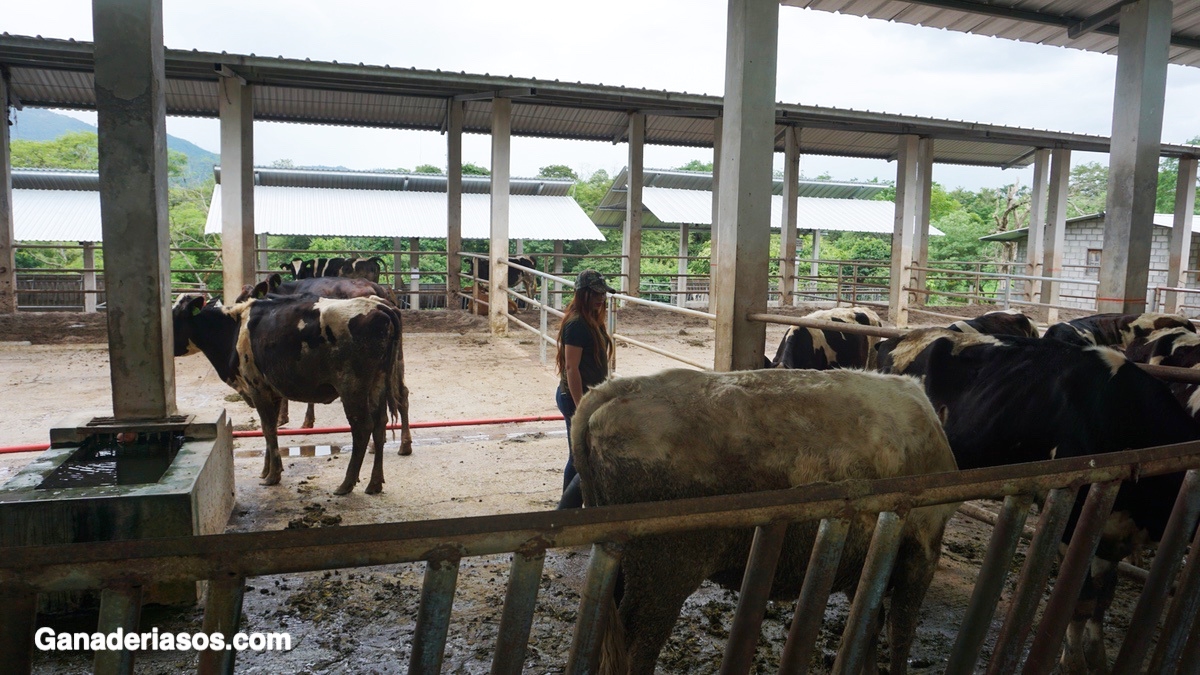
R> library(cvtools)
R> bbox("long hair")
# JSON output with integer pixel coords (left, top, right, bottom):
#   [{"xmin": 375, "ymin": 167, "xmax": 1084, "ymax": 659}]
[{"xmin": 555, "ymin": 286, "xmax": 614, "ymax": 377}]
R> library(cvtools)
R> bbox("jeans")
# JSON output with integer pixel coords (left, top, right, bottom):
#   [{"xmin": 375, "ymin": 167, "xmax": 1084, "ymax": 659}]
[{"xmin": 555, "ymin": 384, "xmax": 582, "ymax": 509}]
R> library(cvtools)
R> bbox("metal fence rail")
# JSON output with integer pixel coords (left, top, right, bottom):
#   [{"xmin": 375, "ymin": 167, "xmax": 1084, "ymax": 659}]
[{"xmin": 4, "ymin": 441, "xmax": 1200, "ymax": 673}]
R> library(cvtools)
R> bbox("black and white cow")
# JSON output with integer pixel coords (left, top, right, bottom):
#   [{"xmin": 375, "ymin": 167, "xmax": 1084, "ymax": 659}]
[
  {"xmin": 281, "ymin": 256, "xmax": 386, "ymax": 283},
  {"xmin": 572, "ymin": 368, "xmax": 959, "ymax": 675},
  {"xmin": 1125, "ymin": 327, "xmax": 1200, "ymax": 423},
  {"xmin": 946, "ymin": 309, "xmax": 1039, "ymax": 338},
  {"xmin": 1043, "ymin": 312, "xmax": 1194, "ymax": 349},
  {"xmin": 768, "ymin": 306, "xmax": 883, "ymax": 370},
  {"xmin": 172, "ymin": 293, "xmax": 413, "ymax": 493},
  {"xmin": 878, "ymin": 327, "xmax": 1198, "ymax": 672},
  {"xmin": 236, "ymin": 275, "xmax": 407, "ymax": 451},
  {"xmin": 467, "ymin": 255, "xmax": 539, "ymax": 307}
]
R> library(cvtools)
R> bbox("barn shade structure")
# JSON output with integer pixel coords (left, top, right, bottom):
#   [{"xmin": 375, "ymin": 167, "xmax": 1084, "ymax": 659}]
[{"xmin": 0, "ymin": 0, "xmax": 1198, "ymax": 395}]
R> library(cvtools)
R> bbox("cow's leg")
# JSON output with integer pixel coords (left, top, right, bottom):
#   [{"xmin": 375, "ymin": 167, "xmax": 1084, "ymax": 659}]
[
  {"xmin": 885, "ymin": 524, "xmax": 947, "ymax": 675},
  {"xmin": 303, "ymin": 403, "xmax": 316, "ymax": 429},
  {"xmin": 617, "ymin": 539, "xmax": 712, "ymax": 675},
  {"xmin": 256, "ymin": 398, "xmax": 284, "ymax": 485},
  {"xmin": 276, "ymin": 399, "xmax": 290, "ymax": 426},
  {"xmin": 365, "ymin": 399, "xmax": 387, "ymax": 495},
  {"xmin": 335, "ymin": 400, "xmax": 371, "ymax": 495},
  {"xmin": 397, "ymin": 381, "xmax": 412, "ymax": 456},
  {"xmin": 1083, "ymin": 559, "xmax": 1119, "ymax": 674}
]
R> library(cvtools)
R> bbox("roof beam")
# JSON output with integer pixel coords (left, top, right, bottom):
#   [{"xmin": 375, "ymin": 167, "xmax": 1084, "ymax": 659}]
[
  {"xmin": 1068, "ymin": 0, "xmax": 1139, "ymax": 39},
  {"xmin": 214, "ymin": 64, "xmax": 246, "ymax": 85},
  {"xmin": 453, "ymin": 87, "xmax": 533, "ymax": 102}
]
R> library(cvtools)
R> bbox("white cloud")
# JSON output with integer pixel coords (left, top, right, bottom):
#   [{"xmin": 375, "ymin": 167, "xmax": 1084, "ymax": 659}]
[{"xmin": 9, "ymin": 0, "xmax": 1200, "ymax": 191}]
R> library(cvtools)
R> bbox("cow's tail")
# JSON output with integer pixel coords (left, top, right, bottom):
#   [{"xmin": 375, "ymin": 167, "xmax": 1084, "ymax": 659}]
[
  {"xmin": 380, "ymin": 302, "xmax": 411, "ymax": 452},
  {"xmin": 566, "ymin": 380, "xmax": 630, "ymax": 675}
]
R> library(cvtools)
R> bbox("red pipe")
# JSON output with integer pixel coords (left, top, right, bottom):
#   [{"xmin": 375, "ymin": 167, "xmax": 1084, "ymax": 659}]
[{"xmin": 0, "ymin": 414, "xmax": 566, "ymax": 455}]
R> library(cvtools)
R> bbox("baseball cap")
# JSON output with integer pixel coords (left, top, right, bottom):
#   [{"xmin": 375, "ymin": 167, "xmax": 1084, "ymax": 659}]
[{"xmin": 575, "ymin": 269, "xmax": 617, "ymax": 294}]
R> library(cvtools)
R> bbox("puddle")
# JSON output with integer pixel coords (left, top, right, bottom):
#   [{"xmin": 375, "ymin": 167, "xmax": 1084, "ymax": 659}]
[{"xmin": 37, "ymin": 432, "xmax": 184, "ymax": 489}]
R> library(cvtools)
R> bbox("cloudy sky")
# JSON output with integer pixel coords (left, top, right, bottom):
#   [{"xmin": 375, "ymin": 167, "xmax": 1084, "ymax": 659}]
[{"xmin": 8, "ymin": 0, "xmax": 1200, "ymax": 190}]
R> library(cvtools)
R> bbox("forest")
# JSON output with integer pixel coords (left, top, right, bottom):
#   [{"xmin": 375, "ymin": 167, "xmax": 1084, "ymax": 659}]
[{"xmin": 11, "ymin": 131, "xmax": 1200, "ymax": 303}]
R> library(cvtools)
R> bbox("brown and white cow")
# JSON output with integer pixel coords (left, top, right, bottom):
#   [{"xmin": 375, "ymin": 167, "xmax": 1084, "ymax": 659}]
[
  {"xmin": 172, "ymin": 293, "xmax": 412, "ymax": 493},
  {"xmin": 767, "ymin": 306, "xmax": 883, "ymax": 370},
  {"xmin": 946, "ymin": 309, "xmax": 1039, "ymax": 338},
  {"xmin": 467, "ymin": 256, "xmax": 539, "ymax": 308},
  {"xmin": 877, "ymin": 328, "xmax": 1198, "ymax": 673},
  {"xmin": 571, "ymin": 368, "xmax": 959, "ymax": 675},
  {"xmin": 1044, "ymin": 312, "xmax": 1194, "ymax": 349}
]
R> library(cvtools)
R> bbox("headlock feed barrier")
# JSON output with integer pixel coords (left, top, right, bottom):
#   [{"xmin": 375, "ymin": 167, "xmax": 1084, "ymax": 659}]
[{"xmin": 4, "ymin": 441, "xmax": 1200, "ymax": 674}]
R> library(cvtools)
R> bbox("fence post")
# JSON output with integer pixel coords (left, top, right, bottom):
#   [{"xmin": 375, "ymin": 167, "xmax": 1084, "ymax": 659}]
[
  {"xmin": 392, "ymin": 237, "xmax": 403, "ymax": 295},
  {"xmin": 82, "ymin": 241, "xmax": 98, "ymax": 313},
  {"xmin": 409, "ymin": 237, "xmax": 420, "ymax": 311},
  {"xmin": 539, "ymin": 279, "xmax": 548, "ymax": 365},
  {"xmin": 1003, "ymin": 274, "xmax": 1012, "ymax": 310}
]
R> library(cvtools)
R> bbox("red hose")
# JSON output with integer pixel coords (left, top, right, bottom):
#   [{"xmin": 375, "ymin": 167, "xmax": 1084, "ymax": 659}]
[{"xmin": 0, "ymin": 414, "xmax": 565, "ymax": 455}]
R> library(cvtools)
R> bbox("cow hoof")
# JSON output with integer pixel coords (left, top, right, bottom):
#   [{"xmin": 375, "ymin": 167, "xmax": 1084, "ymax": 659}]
[
  {"xmin": 302, "ymin": 420, "xmax": 315, "ymax": 429},
  {"xmin": 398, "ymin": 443, "xmax": 412, "ymax": 456},
  {"xmin": 365, "ymin": 481, "xmax": 383, "ymax": 495},
  {"xmin": 277, "ymin": 416, "xmax": 289, "ymax": 426},
  {"xmin": 260, "ymin": 473, "xmax": 282, "ymax": 486},
  {"xmin": 333, "ymin": 481, "xmax": 354, "ymax": 496}
]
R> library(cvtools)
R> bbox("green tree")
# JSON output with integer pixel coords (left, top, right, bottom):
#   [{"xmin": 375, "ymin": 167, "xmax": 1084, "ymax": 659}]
[
  {"xmin": 537, "ymin": 165, "xmax": 578, "ymax": 181},
  {"xmin": 11, "ymin": 131, "xmax": 99, "ymax": 169},
  {"xmin": 571, "ymin": 169, "xmax": 614, "ymax": 216},
  {"xmin": 675, "ymin": 160, "xmax": 713, "ymax": 173},
  {"xmin": 462, "ymin": 163, "xmax": 490, "ymax": 176},
  {"xmin": 413, "ymin": 164, "xmax": 442, "ymax": 174}
]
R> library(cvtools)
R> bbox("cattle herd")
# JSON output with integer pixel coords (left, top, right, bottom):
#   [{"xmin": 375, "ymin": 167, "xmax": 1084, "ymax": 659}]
[
  {"xmin": 167, "ymin": 262, "xmax": 1200, "ymax": 673},
  {"xmin": 573, "ymin": 307, "xmax": 1200, "ymax": 673}
]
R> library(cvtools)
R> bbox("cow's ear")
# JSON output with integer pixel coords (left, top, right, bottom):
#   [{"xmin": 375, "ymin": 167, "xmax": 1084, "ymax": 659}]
[
  {"xmin": 187, "ymin": 295, "xmax": 205, "ymax": 316},
  {"xmin": 251, "ymin": 280, "xmax": 271, "ymax": 299},
  {"xmin": 268, "ymin": 273, "xmax": 283, "ymax": 291}
]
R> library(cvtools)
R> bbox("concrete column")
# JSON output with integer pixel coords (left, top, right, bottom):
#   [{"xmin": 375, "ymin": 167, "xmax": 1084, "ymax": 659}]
[
  {"xmin": 911, "ymin": 138, "xmax": 934, "ymax": 305},
  {"xmin": 623, "ymin": 112, "xmax": 645, "ymax": 299},
  {"xmin": 489, "ymin": 97, "xmax": 511, "ymax": 335},
  {"xmin": 392, "ymin": 236, "xmax": 403, "ymax": 293},
  {"xmin": 889, "ymin": 135, "xmax": 920, "ymax": 328},
  {"xmin": 218, "ymin": 74, "xmax": 254, "ymax": 305},
  {"xmin": 676, "ymin": 223, "xmax": 690, "ymax": 308},
  {"xmin": 0, "ymin": 74, "xmax": 14, "ymax": 314},
  {"xmin": 1042, "ymin": 148, "xmax": 1072, "ymax": 324},
  {"xmin": 709, "ymin": 115, "xmax": 722, "ymax": 305},
  {"xmin": 1166, "ymin": 157, "xmax": 1199, "ymax": 313},
  {"xmin": 446, "ymin": 100, "xmax": 463, "ymax": 309},
  {"xmin": 552, "ymin": 240, "xmax": 564, "ymax": 310},
  {"xmin": 93, "ymin": 0, "xmax": 176, "ymax": 418},
  {"xmin": 780, "ymin": 125, "xmax": 800, "ymax": 307},
  {"xmin": 82, "ymin": 242, "xmax": 98, "ymax": 313},
  {"xmin": 256, "ymin": 233, "xmax": 268, "ymax": 281},
  {"xmin": 409, "ymin": 237, "xmax": 420, "ymax": 310},
  {"xmin": 1025, "ymin": 149, "xmax": 1051, "ymax": 303},
  {"xmin": 713, "ymin": 0, "xmax": 778, "ymax": 372},
  {"xmin": 1097, "ymin": 0, "xmax": 1172, "ymax": 313}
]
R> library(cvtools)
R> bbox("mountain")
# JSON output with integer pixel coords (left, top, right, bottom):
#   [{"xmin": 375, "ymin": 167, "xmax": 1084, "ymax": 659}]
[{"xmin": 9, "ymin": 108, "xmax": 219, "ymax": 186}]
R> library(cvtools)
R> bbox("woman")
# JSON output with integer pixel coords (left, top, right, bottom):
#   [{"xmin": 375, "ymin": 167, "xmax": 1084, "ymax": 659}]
[{"xmin": 555, "ymin": 269, "xmax": 616, "ymax": 509}]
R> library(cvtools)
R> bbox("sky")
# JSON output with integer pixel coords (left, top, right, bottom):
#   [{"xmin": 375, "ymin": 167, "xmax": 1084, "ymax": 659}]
[{"xmin": 7, "ymin": 0, "xmax": 1200, "ymax": 191}]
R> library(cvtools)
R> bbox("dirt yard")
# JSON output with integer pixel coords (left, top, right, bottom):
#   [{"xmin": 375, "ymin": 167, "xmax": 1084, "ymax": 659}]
[{"xmin": 0, "ymin": 304, "xmax": 1141, "ymax": 673}]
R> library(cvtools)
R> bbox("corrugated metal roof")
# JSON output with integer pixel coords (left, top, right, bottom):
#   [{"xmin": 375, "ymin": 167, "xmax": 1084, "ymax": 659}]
[
  {"xmin": 5, "ymin": 35, "xmax": 1199, "ymax": 169},
  {"xmin": 204, "ymin": 185, "xmax": 604, "ymax": 241},
  {"xmin": 981, "ymin": 212, "xmax": 1182, "ymax": 240},
  {"xmin": 597, "ymin": 184, "xmax": 942, "ymax": 235},
  {"xmin": 214, "ymin": 166, "xmax": 575, "ymax": 195},
  {"xmin": 13, "ymin": 189, "xmax": 102, "ymax": 242},
  {"xmin": 783, "ymin": 0, "xmax": 1200, "ymax": 68},
  {"xmin": 11, "ymin": 168, "xmax": 98, "ymax": 191}
]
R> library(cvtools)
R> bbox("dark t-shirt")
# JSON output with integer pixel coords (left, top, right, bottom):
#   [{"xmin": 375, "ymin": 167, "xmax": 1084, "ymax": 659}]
[{"xmin": 560, "ymin": 316, "xmax": 609, "ymax": 394}]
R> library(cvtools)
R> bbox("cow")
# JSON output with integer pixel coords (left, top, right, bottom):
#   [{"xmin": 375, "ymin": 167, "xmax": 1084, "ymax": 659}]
[
  {"xmin": 767, "ymin": 306, "xmax": 883, "ymax": 370},
  {"xmin": 469, "ymin": 288, "xmax": 517, "ymax": 316},
  {"xmin": 1125, "ymin": 327, "xmax": 1200, "ymax": 422},
  {"xmin": 946, "ymin": 309, "xmax": 1039, "ymax": 338},
  {"xmin": 877, "ymin": 327, "xmax": 1198, "ymax": 673},
  {"xmin": 236, "ymin": 275, "xmax": 409, "ymax": 454},
  {"xmin": 571, "ymin": 368, "xmax": 960, "ymax": 675},
  {"xmin": 281, "ymin": 256, "xmax": 386, "ymax": 283},
  {"xmin": 467, "ymin": 255, "xmax": 539, "ymax": 306},
  {"xmin": 1043, "ymin": 312, "xmax": 1194, "ymax": 349},
  {"xmin": 172, "ymin": 293, "xmax": 413, "ymax": 494}
]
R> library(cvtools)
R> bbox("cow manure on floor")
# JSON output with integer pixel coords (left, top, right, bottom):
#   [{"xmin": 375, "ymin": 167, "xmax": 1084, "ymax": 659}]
[{"xmin": 286, "ymin": 503, "xmax": 343, "ymax": 529}]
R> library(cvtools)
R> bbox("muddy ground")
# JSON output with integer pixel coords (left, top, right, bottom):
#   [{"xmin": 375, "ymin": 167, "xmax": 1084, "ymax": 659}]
[{"xmin": 0, "ymin": 303, "xmax": 1139, "ymax": 673}]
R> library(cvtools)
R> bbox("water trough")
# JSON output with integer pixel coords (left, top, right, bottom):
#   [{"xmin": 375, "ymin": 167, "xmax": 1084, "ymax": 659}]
[{"xmin": 0, "ymin": 409, "xmax": 235, "ymax": 613}]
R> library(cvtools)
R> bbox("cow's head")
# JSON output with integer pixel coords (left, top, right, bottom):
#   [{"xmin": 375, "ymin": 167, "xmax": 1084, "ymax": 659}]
[
  {"xmin": 234, "ymin": 274, "xmax": 283, "ymax": 303},
  {"xmin": 171, "ymin": 294, "xmax": 207, "ymax": 357},
  {"xmin": 281, "ymin": 259, "xmax": 305, "ymax": 279}
]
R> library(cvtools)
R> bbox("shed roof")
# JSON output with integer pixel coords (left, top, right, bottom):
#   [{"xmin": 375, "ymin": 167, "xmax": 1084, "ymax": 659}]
[
  {"xmin": 4, "ymin": 34, "xmax": 1199, "ymax": 170},
  {"xmin": 12, "ymin": 188, "xmax": 102, "ymax": 242},
  {"xmin": 980, "ymin": 213, "xmax": 1181, "ymax": 241},
  {"xmin": 203, "ymin": 185, "xmax": 604, "ymax": 240},
  {"xmin": 216, "ymin": 166, "xmax": 576, "ymax": 196},
  {"xmin": 593, "ymin": 182, "xmax": 941, "ymax": 236},
  {"xmin": 783, "ymin": 0, "xmax": 1200, "ymax": 68}
]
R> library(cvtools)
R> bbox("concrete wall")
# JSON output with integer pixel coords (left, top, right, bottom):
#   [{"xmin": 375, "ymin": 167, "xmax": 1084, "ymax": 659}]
[{"xmin": 1010, "ymin": 215, "xmax": 1200, "ymax": 314}]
